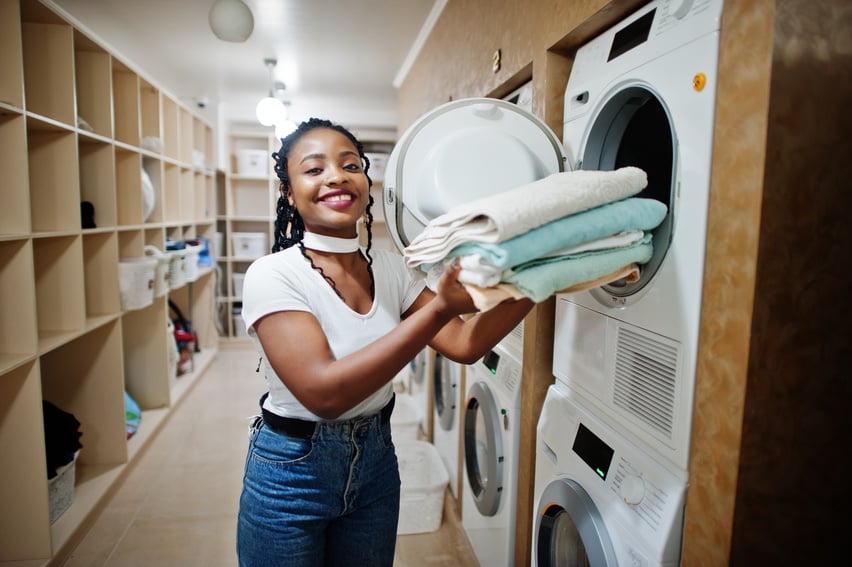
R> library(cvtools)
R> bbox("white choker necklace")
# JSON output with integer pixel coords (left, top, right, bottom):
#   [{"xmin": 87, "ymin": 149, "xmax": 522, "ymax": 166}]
[{"xmin": 302, "ymin": 232, "xmax": 360, "ymax": 253}]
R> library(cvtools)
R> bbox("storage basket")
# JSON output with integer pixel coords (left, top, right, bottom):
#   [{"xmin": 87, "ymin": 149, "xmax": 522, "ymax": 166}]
[
  {"xmin": 396, "ymin": 441, "xmax": 448, "ymax": 535},
  {"xmin": 48, "ymin": 450, "xmax": 79, "ymax": 524},
  {"xmin": 232, "ymin": 232, "xmax": 267, "ymax": 260},
  {"xmin": 390, "ymin": 393, "xmax": 421, "ymax": 442},
  {"xmin": 182, "ymin": 243, "xmax": 203, "ymax": 282},
  {"xmin": 236, "ymin": 149, "xmax": 269, "ymax": 176},
  {"xmin": 232, "ymin": 306, "xmax": 248, "ymax": 338},
  {"xmin": 118, "ymin": 257, "xmax": 158, "ymax": 310},
  {"xmin": 144, "ymin": 245, "xmax": 170, "ymax": 297},
  {"xmin": 166, "ymin": 249, "xmax": 186, "ymax": 289}
]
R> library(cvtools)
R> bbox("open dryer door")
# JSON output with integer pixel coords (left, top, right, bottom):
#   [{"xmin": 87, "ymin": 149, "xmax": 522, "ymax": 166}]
[{"xmin": 383, "ymin": 97, "xmax": 567, "ymax": 253}]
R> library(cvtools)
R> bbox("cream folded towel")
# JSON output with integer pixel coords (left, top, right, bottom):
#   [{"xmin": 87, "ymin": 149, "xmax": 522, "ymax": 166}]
[{"xmin": 404, "ymin": 167, "xmax": 648, "ymax": 268}]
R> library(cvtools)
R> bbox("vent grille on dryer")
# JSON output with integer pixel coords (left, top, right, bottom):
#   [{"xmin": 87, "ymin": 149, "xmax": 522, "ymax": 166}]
[{"xmin": 612, "ymin": 327, "xmax": 678, "ymax": 439}]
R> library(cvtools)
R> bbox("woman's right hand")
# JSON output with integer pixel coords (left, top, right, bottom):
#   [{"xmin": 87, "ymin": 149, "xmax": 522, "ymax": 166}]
[{"xmin": 434, "ymin": 259, "xmax": 478, "ymax": 316}]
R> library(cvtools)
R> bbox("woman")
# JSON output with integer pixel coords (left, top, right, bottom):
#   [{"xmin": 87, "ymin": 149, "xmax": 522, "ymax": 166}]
[{"xmin": 237, "ymin": 118, "xmax": 532, "ymax": 566}]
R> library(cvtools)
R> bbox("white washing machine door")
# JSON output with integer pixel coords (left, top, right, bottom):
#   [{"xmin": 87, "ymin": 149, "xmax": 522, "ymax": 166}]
[
  {"xmin": 463, "ymin": 380, "xmax": 504, "ymax": 516},
  {"xmin": 409, "ymin": 348, "xmax": 426, "ymax": 386},
  {"xmin": 433, "ymin": 353, "xmax": 457, "ymax": 431},
  {"xmin": 535, "ymin": 478, "xmax": 618, "ymax": 567},
  {"xmin": 383, "ymin": 97, "xmax": 567, "ymax": 252}
]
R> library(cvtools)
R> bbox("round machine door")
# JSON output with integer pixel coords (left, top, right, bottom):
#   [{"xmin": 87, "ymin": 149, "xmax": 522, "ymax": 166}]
[
  {"xmin": 463, "ymin": 381, "xmax": 504, "ymax": 516},
  {"xmin": 383, "ymin": 97, "xmax": 568, "ymax": 252},
  {"xmin": 578, "ymin": 85, "xmax": 675, "ymax": 305},
  {"xmin": 409, "ymin": 348, "xmax": 426, "ymax": 386},
  {"xmin": 535, "ymin": 479, "xmax": 617, "ymax": 567},
  {"xmin": 433, "ymin": 353, "xmax": 457, "ymax": 431}
]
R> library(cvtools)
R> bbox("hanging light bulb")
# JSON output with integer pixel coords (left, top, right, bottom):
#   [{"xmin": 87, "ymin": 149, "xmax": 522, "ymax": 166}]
[
  {"xmin": 208, "ymin": 0, "xmax": 254, "ymax": 42},
  {"xmin": 256, "ymin": 58, "xmax": 289, "ymax": 126}
]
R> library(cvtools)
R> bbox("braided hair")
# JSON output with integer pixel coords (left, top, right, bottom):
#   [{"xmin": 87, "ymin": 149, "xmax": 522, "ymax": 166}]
[{"xmin": 270, "ymin": 118, "xmax": 376, "ymax": 299}]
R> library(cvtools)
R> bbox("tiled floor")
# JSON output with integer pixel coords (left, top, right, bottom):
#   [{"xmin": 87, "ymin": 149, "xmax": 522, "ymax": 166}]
[{"xmin": 62, "ymin": 346, "xmax": 478, "ymax": 566}]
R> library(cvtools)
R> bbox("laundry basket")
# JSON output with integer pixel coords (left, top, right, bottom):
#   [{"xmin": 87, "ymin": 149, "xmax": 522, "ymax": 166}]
[
  {"xmin": 118, "ymin": 257, "xmax": 158, "ymax": 310},
  {"xmin": 182, "ymin": 242, "xmax": 203, "ymax": 282},
  {"xmin": 396, "ymin": 440, "xmax": 448, "ymax": 535},
  {"xmin": 390, "ymin": 393, "xmax": 421, "ymax": 442},
  {"xmin": 144, "ymin": 245, "xmax": 170, "ymax": 297},
  {"xmin": 166, "ymin": 248, "xmax": 186, "ymax": 290}
]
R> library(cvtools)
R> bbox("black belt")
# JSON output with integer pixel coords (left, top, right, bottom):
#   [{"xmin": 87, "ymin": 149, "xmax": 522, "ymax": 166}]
[{"xmin": 259, "ymin": 392, "xmax": 395, "ymax": 439}]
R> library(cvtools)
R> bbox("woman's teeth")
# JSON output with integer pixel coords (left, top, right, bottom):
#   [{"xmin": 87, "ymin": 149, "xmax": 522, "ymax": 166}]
[{"xmin": 324, "ymin": 194, "xmax": 352, "ymax": 202}]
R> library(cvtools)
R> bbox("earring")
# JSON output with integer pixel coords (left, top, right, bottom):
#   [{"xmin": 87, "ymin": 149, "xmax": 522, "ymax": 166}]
[{"xmin": 285, "ymin": 220, "xmax": 292, "ymax": 239}]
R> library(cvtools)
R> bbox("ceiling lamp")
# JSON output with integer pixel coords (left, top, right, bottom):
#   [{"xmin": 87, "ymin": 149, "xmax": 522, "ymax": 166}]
[
  {"xmin": 256, "ymin": 58, "xmax": 289, "ymax": 127},
  {"xmin": 209, "ymin": 0, "xmax": 254, "ymax": 42}
]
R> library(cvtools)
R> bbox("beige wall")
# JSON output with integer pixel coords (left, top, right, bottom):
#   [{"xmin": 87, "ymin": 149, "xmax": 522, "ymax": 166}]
[{"xmin": 397, "ymin": 0, "xmax": 851, "ymax": 564}]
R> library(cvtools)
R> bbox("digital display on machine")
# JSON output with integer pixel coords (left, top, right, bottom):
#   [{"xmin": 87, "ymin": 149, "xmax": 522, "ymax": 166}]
[
  {"xmin": 608, "ymin": 9, "xmax": 656, "ymax": 62},
  {"xmin": 572, "ymin": 423, "xmax": 615, "ymax": 480},
  {"xmin": 482, "ymin": 350, "xmax": 500, "ymax": 375}
]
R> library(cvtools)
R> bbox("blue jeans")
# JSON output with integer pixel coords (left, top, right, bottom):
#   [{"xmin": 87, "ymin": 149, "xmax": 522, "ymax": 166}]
[{"xmin": 237, "ymin": 410, "xmax": 401, "ymax": 566}]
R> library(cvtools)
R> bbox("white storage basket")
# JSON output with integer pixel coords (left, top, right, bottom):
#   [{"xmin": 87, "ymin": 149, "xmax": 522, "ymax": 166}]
[
  {"xmin": 144, "ymin": 245, "xmax": 170, "ymax": 297},
  {"xmin": 396, "ymin": 440, "xmax": 448, "ymax": 535},
  {"xmin": 232, "ymin": 272, "xmax": 246, "ymax": 299},
  {"xmin": 236, "ymin": 149, "xmax": 269, "ymax": 176},
  {"xmin": 183, "ymin": 243, "xmax": 203, "ymax": 282},
  {"xmin": 118, "ymin": 257, "xmax": 158, "ymax": 310},
  {"xmin": 232, "ymin": 232, "xmax": 267, "ymax": 260},
  {"xmin": 167, "ymin": 249, "xmax": 187, "ymax": 290},
  {"xmin": 48, "ymin": 450, "xmax": 79, "ymax": 524}
]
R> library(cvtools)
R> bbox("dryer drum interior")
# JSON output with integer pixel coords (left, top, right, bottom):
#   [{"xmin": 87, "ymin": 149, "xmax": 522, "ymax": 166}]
[
  {"xmin": 536, "ymin": 479, "xmax": 617, "ymax": 567},
  {"xmin": 581, "ymin": 85, "xmax": 675, "ymax": 302}
]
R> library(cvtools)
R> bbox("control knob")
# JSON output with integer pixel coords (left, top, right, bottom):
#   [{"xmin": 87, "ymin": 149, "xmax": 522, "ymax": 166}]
[{"xmin": 620, "ymin": 473, "xmax": 645, "ymax": 505}]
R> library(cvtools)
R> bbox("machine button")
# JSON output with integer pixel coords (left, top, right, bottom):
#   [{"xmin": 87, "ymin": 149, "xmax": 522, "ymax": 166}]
[{"xmin": 620, "ymin": 473, "xmax": 645, "ymax": 505}]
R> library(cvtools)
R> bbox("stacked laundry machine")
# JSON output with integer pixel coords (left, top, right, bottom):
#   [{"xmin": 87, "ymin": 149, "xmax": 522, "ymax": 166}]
[{"xmin": 533, "ymin": 0, "xmax": 724, "ymax": 565}]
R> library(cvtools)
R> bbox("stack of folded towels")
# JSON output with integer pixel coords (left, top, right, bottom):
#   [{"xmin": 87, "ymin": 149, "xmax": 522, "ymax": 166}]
[{"xmin": 403, "ymin": 166, "xmax": 668, "ymax": 311}]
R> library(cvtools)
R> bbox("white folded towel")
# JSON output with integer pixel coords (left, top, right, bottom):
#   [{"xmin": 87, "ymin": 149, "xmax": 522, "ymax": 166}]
[{"xmin": 404, "ymin": 167, "xmax": 647, "ymax": 268}]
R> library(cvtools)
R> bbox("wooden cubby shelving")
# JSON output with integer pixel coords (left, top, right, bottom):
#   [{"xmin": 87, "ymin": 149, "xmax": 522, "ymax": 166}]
[{"xmin": 0, "ymin": 0, "xmax": 220, "ymax": 563}]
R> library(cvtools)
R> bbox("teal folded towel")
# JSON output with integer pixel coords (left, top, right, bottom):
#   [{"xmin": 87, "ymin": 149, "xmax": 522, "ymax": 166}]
[
  {"xmin": 438, "ymin": 197, "xmax": 666, "ymax": 270},
  {"xmin": 504, "ymin": 233, "xmax": 654, "ymax": 302}
]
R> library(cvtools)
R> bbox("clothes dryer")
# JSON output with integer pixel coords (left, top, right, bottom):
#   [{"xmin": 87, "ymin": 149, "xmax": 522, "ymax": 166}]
[
  {"xmin": 532, "ymin": 381, "xmax": 686, "ymax": 567},
  {"xmin": 462, "ymin": 342, "xmax": 523, "ymax": 566},
  {"xmin": 432, "ymin": 352, "xmax": 464, "ymax": 499},
  {"xmin": 553, "ymin": 0, "xmax": 724, "ymax": 472},
  {"xmin": 407, "ymin": 347, "xmax": 430, "ymax": 439}
]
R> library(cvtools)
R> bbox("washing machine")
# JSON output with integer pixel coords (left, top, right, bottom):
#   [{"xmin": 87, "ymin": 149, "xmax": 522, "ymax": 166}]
[
  {"xmin": 462, "ymin": 341, "xmax": 523, "ymax": 566},
  {"xmin": 432, "ymin": 351, "xmax": 464, "ymax": 499},
  {"xmin": 407, "ymin": 347, "xmax": 431, "ymax": 439},
  {"xmin": 532, "ymin": 381, "xmax": 686, "ymax": 566},
  {"xmin": 553, "ymin": 0, "xmax": 724, "ymax": 473}
]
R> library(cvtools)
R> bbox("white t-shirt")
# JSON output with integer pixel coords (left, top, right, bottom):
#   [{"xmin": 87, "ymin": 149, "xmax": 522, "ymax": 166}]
[{"xmin": 241, "ymin": 246, "xmax": 426, "ymax": 421}]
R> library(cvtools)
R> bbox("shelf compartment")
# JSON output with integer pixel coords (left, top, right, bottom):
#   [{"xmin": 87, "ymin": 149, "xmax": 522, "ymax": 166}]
[
  {"xmin": 179, "ymin": 107, "xmax": 193, "ymax": 165},
  {"xmin": 0, "ymin": 239, "xmax": 37, "ymax": 374},
  {"xmin": 28, "ymin": 127, "xmax": 80, "ymax": 233},
  {"xmin": 0, "ymin": 360, "xmax": 52, "ymax": 560},
  {"xmin": 0, "ymin": 0, "xmax": 24, "ymax": 109},
  {"xmin": 142, "ymin": 156, "xmax": 164, "ymax": 224},
  {"xmin": 123, "ymin": 299, "xmax": 171, "ymax": 408},
  {"xmin": 230, "ymin": 177, "xmax": 272, "ymax": 218},
  {"xmin": 195, "ymin": 171, "xmax": 211, "ymax": 221},
  {"xmin": 0, "ymin": 113, "xmax": 31, "ymax": 235},
  {"xmin": 170, "ymin": 272, "xmax": 218, "ymax": 351},
  {"xmin": 162, "ymin": 162, "xmax": 181, "ymax": 223},
  {"xmin": 139, "ymin": 79, "xmax": 161, "ymax": 151},
  {"xmin": 115, "ymin": 147, "xmax": 143, "ymax": 226},
  {"xmin": 162, "ymin": 95, "xmax": 179, "ymax": 161},
  {"xmin": 73, "ymin": 31, "xmax": 112, "ymax": 138},
  {"xmin": 179, "ymin": 167, "xmax": 194, "ymax": 224},
  {"xmin": 117, "ymin": 229, "xmax": 145, "ymax": 260},
  {"xmin": 83, "ymin": 232, "xmax": 120, "ymax": 318},
  {"xmin": 40, "ymin": 319, "xmax": 128, "ymax": 467},
  {"xmin": 22, "ymin": 19, "xmax": 75, "ymax": 126},
  {"xmin": 111, "ymin": 59, "xmax": 140, "ymax": 147},
  {"xmin": 34, "ymin": 236, "xmax": 86, "ymax": 351},
  {"xmin": 79, "ymin": 137, "xmax": 117, "ymax": 229}
]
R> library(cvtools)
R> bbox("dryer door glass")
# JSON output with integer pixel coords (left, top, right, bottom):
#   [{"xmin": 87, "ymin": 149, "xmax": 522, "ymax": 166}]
[
  {"xmin": 410, "ymin": 349, "xmax": 426, "ymax": 385},
  {"xmin": 536, "ymin": 479, "xmax": 616, "ymax": 566},
  {"xmin": 581, "ymin": 86, "xmax": 674, "ymax": 301},
  {"xmin": 463, "ymin": 381, "xmax": 504, "ymax": 516},
  {"xmin": 433, "ymin": 354, "xmax": 456, "ymax": 431}
]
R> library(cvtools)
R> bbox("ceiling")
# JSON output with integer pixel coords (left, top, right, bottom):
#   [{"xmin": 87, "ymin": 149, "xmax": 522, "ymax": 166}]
[{"xmin": 48, "ymin": 0, "xmax": 441, "ymax": 131}]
